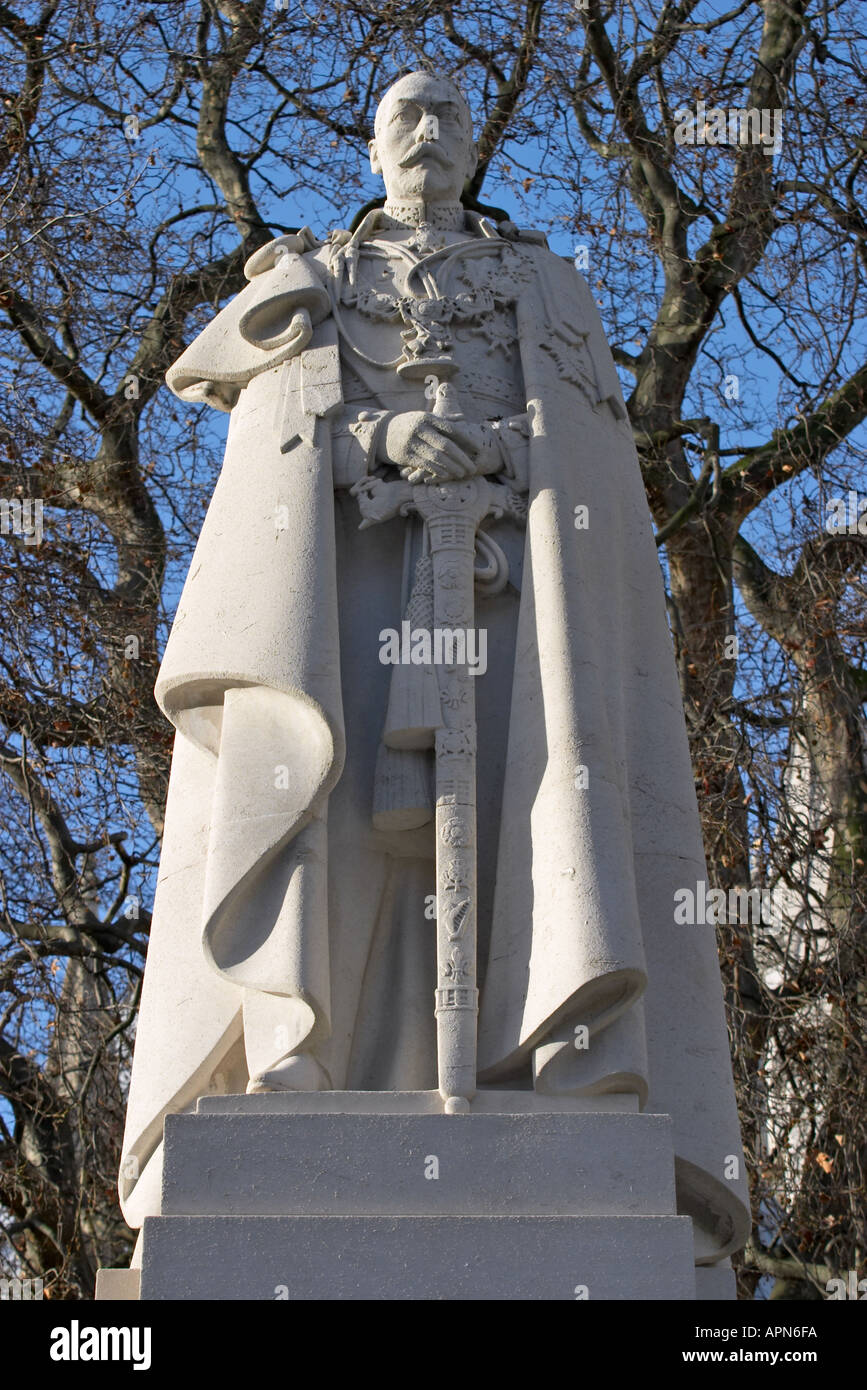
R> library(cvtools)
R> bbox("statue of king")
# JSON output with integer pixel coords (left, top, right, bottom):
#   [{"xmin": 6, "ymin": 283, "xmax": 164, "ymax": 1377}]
[{"xmin": 119, "ymin": 70, "xmax": 749, "ymax": 1268}]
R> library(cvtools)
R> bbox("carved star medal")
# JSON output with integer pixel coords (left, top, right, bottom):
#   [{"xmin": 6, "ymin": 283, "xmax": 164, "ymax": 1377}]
[{"xmin": 407, "ymin": 222, "xmax": 447, "ymax": 255}]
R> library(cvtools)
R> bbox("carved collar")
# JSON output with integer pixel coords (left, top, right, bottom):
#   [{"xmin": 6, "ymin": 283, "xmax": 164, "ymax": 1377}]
[{"xmin": 380, "ymin": 200, "xmax": 466, "ymax": 232}]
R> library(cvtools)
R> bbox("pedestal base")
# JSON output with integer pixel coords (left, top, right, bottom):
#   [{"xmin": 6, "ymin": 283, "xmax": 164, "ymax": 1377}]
[
  {"xmin": 101, "ymin": 1092, "xmax": 732, "ymax": 1301},
  {"xmin": 141, "ymin": 1214, "xmax": 695, "ymax": 1300}
]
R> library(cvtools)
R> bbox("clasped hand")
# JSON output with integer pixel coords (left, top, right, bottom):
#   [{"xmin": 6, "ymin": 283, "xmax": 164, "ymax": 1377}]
[{"xmin": 376, "ymin": 411, "xmax": 499, "ymax": 485}]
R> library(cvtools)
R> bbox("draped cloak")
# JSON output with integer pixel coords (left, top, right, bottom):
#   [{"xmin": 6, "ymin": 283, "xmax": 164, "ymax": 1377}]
[{"xmin": 119, "ymin": 222, "xmax": 749, "ymax": 1265}]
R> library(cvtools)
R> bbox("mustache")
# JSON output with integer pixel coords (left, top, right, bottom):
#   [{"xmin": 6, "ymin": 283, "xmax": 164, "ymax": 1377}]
[{"xmin": 399, "ymin": 142, "xmax": 452, "ymax": 168}]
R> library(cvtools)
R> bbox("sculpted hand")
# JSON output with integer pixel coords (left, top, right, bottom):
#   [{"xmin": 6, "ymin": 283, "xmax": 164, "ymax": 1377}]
[{"xmin": 377, "ymin": 411, "xmax": 490, "ymax": 484}]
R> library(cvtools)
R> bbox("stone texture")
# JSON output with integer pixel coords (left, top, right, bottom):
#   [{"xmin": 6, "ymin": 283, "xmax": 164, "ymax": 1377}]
[
  {"xmin": 695, "ymin": 1262, "xmax": 737, "ymax": 1300},
  {"xmin": 160, "ymin": 1109, "xmax": 677, "ymax": 1218},
  {"xmin": 140, "ymin": 1214, "xmax": 696, "ymax": 1301},
  {"xmin": 95, "ymin": 1269, "xmax": 141, "ymax": 1301},
  {"xmin": 195, "ymin": 1087, "xmax": 640, "ymax": 1115}
]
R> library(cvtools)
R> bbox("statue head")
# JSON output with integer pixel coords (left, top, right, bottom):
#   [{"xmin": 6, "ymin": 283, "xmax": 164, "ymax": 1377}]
[{"xmin": 369, "ymin": 71, "xmax": 477, "ymax": 204}]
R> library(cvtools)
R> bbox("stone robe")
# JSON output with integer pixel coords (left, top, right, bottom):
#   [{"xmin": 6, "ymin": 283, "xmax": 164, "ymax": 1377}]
[{"xmin": 119, "ymin": 211, "xmax": 749, "ymax": 1264}]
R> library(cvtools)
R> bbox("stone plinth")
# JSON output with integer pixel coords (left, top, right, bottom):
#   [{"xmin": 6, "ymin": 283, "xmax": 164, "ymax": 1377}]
[
  {"xmin": 119, "ymin": 1092, "xmax": 713, "ymax": 1301},
  {"xmin": 94, "ymin": 1268, "xmax": 141, "ymax": 1301},
  {"xmin": 160, "ymin": 1108, "xmax": 676, "ymax": 1219},
  {"xmin": 141, "ymin": 1214, "xmax": 695, "ymax": 1301}
]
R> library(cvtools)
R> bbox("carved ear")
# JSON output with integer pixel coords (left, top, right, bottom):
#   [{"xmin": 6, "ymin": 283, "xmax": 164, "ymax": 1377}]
[
  {"xmin": 467, "ymin": 141, "xmax": 479, "ymax": 181},
  {"xmin": 368, "ymin": 139, "xmax": 382, "ymax": 176}
]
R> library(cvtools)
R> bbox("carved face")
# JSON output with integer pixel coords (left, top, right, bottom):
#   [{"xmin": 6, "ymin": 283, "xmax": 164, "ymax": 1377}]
[{"xmin": 369, "ymin": 72, "xmax": 477, "ymax": 203}]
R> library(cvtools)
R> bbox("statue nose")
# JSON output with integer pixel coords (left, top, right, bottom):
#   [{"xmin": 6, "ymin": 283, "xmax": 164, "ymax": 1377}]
[{"xmin": 413, "ymin": 112, "xmax": 439, "ymax": 143}]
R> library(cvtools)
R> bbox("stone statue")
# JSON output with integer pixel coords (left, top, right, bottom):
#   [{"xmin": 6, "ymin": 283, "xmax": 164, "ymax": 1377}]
[{"xmin": 119, "ymin": 71, "xmax": 749, "ymax": 1267}]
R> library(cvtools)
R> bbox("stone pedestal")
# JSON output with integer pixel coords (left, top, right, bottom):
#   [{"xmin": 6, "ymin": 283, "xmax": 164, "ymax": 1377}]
[{"xmin": 104, "ymin": 1092, "xmax": 721, "ymax": 1301}]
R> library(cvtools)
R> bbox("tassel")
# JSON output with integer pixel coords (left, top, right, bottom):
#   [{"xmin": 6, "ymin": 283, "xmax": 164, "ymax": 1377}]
[
  {"xmin": 382, "ymin": 554, "xmax": 441, "ymax": 750},
  {"xmin": 372, "ymin": 744, "xmax": 434, "ymax": 831}
]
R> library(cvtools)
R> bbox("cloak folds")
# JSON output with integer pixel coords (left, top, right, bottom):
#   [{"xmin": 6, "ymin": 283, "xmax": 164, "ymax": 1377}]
[{"xmin": 120, "ymin": 230, "xmax": 749, "ymax": 1263}]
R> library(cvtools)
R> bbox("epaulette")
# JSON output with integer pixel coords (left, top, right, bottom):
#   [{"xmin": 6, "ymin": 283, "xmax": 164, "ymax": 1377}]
[
  {"xmin": 495, "ymin": 221, "xmax": 549, "ymax": 248},
  {"xmin": 244, "ymin": 226, "xmax": 321, "ymax": 279}
]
